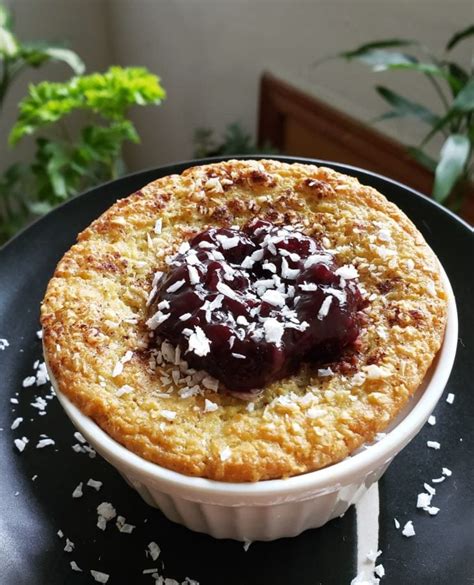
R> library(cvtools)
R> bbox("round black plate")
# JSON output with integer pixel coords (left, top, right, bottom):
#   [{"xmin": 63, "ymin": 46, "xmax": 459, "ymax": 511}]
[{"xmin": 1, "ymin": 156, "xmax": 473, "ymax": 585}]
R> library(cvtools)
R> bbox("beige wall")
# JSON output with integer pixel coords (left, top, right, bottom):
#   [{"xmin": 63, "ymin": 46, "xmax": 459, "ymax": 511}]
[{"xmin": 1, "ymin": 0, "xmax": 472, "ymax": 174}]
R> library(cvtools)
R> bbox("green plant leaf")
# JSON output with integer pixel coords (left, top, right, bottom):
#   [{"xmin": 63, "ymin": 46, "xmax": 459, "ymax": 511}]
[
  {"xmin": 349, "ymin": 49, "xmax": 416, "ymax": 69},
  {"xmin": 0, "ymin": 26, "xmax": 17, "ymax": 56},
  {"xmin": 433, "ymin": 134, "xmax": 470, "ymax": 202},
  {"xmin": 340, "ymin": 39, "xmax": 417, "ymax": 59},
  {"xmin": 420, "ymin": 110, "xmax": 457, "ymax": 146},
  {"xmin": 345, "ymin": 49, "xmax": 462, "ymax": 91},
  {"xmin": 444, "ymin": 61, "xmax": 470, "ymax": 87},
  {"xmin": 0, "ymin": 5, "xmax": 13, "ymax": 30},
  {"xmin": 18, "ymin": 43, "xmax": 85, "ymax": 73},
  {"xmin": 406, "ymin": 146, "xmax": 438, "ymax": 172},
  {"xmin": 452, "ymin": 77, "xmax": 474, "ymax": 112},
  {"xmin": 446, "ymin": 24, "xmax": 474, "ymax": 51},
  {"xmin": 375, "ymin": 86, "xmax": 440, "ymax": 125}
]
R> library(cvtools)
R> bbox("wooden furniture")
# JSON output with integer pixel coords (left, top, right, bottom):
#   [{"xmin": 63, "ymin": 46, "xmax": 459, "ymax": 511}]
[{"xmin": 258, "ymin": 72, "xmax": 473, "ymax": 225}]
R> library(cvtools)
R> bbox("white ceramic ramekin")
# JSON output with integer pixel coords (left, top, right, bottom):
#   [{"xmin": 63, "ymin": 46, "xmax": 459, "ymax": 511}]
[{"xmin": 50, "ymin": 268, "xmax": 457, "ymax": 541}]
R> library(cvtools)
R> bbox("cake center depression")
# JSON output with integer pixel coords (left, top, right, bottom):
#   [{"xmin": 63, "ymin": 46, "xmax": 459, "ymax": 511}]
[{"xmin": 146, "ymin": 219, "xmax": 364, "ymax": 392}]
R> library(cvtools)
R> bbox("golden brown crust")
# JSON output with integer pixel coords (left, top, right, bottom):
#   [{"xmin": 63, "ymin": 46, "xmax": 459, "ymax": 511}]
[{"xmin": 41, "ymin": 159, "xmax": 448, "ymax": 482}]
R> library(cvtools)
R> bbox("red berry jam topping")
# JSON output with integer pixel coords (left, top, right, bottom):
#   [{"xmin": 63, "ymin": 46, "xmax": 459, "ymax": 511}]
[{"xmin": 146, "ymin": 219, "xmax": 364, "ymax": 392}]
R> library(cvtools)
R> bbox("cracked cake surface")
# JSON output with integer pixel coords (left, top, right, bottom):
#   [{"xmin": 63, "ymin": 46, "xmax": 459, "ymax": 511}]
[{"xmin": 41, "ymin": 159, "xmax": 448, "ymax": 482}]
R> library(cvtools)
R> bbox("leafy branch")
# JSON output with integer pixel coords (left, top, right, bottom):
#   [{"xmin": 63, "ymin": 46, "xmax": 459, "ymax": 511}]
[
  {"xmin": 0, "ymin": 5, "xmax": 84, "ymax": 109},
  {"xmin": 0, "ymin": 66, "xmax": 165, "ymax": 242},
  {"xmin": 338, "ymin": 24, "xmax": 474, "ymax": 206}
]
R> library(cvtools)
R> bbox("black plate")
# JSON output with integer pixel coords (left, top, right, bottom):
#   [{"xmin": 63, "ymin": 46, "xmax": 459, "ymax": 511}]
[{"xmin": 1, "ymin": 156, "xmax": 473, "ymax": 585}]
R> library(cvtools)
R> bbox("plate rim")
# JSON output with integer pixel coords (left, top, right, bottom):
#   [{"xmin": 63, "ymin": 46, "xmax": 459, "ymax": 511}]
[{"xmin": 1, "ymin": 155, "xmax": 472, "ymax": 256}]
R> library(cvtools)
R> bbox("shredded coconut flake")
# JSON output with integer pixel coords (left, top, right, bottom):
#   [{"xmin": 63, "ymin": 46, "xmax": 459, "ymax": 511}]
[
  {"xmin": 0, "ymin": 338, "xmax": 10, "ymax": 350},
  {"xmin": 335, "ymin": 264, "xmax": 359, "ymax": 279},
  {"xmin": 416, "ymin": 492, "xmax": 432, "ymax": 508},
  {"xmin": 22, "ymin": 376, "xmax": 36, "ymax": 388},
  {"xmin": 317, "ymin": 296, "xmax": 333, "ymax": 320},
  {"xmin": 216, "ymin": 234, "xmax": 240, "ymax": 249},
  {"xmin": 187, "ymin": 326, "xmax": 211, "ymax": 357},
  {"xmin": 147, "ymin": 541, "xmax": 161, "ymax": 561},
  {"xmin": 220, "ymin": 446, "xmax": 232, "ymax": 461},
  {"xmin": 167, "ymin": 279, "xmax": 186, "ymax": 293},
  {"xmin": 261, "ymin": 289, "xmax": 286, "ymax": 307},
  {"xmin": 90, "ymin": 570, "xmax": 110, "ymax": 583},
  {"xmin": 11, "ymin": 417, "xmax": 23, "ymax": 430},
  {"xmin": 204, "ymin": 399, "xmax": 218, "ymax": 413},
  {"xmin": 116, "ymin": 384, "xmax": 134, "ymax": 397},
  {"xmin": 428, "ymin": 415, "xmax": 436, "ymax": 426},
  {"xmin": 14, "ymin": 437, "xmax": 29, "ymax": 452},
  {"xmin": 161, "ymin": 410, "xmax": 177, "ymax": 421},
  {"xmin": 402, "ymin": 520, "xmax": 415, "ymax": 537},
  {"xmin": 97, "ymin": 502, "xmax": 116, "ymax": 529},
  {"xmin": 64, "ymin": 538, "xmax": 74, "ymax": 553},
  {"xmin": 112, "ymin": 361, "xmax": 124, "ymax": 377},
  {"xmin": 72, "ymin": 482, "xmax": 83, "ymax": 498},
  {"xmin": 70, "ymin": 561, "xmax": 82, "ymax": 572},
  {"xmin": 154, "ymin": 218, "xmax": 162, "ymax": 234},
  {"xmin": 394, "ymin": 518, "xmax": 400, "ymax": 529},
  {"xmin": 374, "ymin": 564, "xmax": 385, "ymax": 578},
  {"xmin": 202, "ymin": 376, "xmax": 219, "ymax": 392},
  {"xmin": 36, "ymin": 438, "xmax": 55, "ymax": 449},
  {"xmin": 263, "ymin": 318, "xmax": 284, "ymax": 345},
  {"xmin": 87, "ymin": 479, "xmax": 103, "ymax": 491},
  {"xmin": 446, "ymin": 393, "xmax": 455, "ymax": 404},
  {"xmin": 364, "ymin": 364, "xmax": 391, "ymax": 379},
  {"xmin": 427, "ymin": 441, "xmax": 441, "ymax": 450}
]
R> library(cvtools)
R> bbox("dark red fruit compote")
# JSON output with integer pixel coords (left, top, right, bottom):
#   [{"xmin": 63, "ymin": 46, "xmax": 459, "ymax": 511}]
[{"xmin": 146, "ymin": 219, "xmax": 365, "ymax": 392}]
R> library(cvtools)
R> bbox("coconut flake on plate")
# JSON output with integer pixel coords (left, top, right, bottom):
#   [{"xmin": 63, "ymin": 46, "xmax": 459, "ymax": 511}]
[
  {"xmin": 146, "ymin": 541, "xmax": 161, "ymax": 561},
  {"xmin": 116, "ymin": 515, "xmax": 136, "ymax": 534},
  {"xmin": 427, "ymin": 441, "xmax": 441, "ymax": 450},
  {"xmin": 70, "ymin": 561, "xmax": 82, "ymax": 572},
  {"xmin": 72, "ymin": 482, "xmax": 83, "ymax": 498},
  {"xmin": 22, "ymin": 376, "xmax": 36, "ymax": 388},
  {"xmin": 401, "ymin": 520, "xmax": 415, "ymax": 538},
  {"xmin": 87, "ymin": 479, "xmax": 103, "ymax": 491},
  {"xmin": 90, "ymin": 570, "xmax": 110, "ymax": 583},
  {"xmin": 36, "ymin": 437, "xmax": 55, "ymax": 449},
  {"xmin": 11, "ymin": 417, "xmax": 23, "ymax": 430},
  {"xmin": 14, "ymin": 436, "xmax": 29, "ymax": 452}
]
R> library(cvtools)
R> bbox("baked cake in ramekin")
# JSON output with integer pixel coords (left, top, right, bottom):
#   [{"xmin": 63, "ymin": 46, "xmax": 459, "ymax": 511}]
[{"xmin": 41, "ymin": 159, "xmax": 448, "ymax": 483}]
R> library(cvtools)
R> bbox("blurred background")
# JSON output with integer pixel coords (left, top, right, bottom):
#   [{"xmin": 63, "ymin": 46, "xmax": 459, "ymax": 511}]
[{"xmin": 1, "ymin": 0, "xmax": 473, "ymax": 242}]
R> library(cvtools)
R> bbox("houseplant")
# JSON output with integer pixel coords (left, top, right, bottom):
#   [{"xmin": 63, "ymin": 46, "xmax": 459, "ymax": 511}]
[
  {"xmin": 338, "ymin": 24, "xmax": 473, "ymax": 213},
  {"xmin": 0, "ymin": 4, "xmax": 165, "ymax": 244}
]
